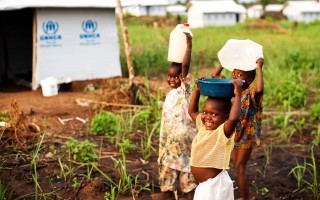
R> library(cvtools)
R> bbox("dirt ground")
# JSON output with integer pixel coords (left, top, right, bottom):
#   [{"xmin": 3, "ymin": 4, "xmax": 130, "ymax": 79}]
[{"xmin": 0, "ymin": 77, "xmax": 319, "ymax": 200}]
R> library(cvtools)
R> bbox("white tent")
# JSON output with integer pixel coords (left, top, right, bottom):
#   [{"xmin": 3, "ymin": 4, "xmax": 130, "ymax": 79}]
[
  {"xmin": 187, "ymin": 1, "xmax": 246, "ymax": 27},
  {"xmin": 0, "ymin": 0, "xmax": 122, "ymax": 90},
  {"xmin": 120, "ymin": 0, "xmax": 169, "ymax": 17},
  {"xmin": 283, "ymin": 1, "xmax": 320, "ymax": 23}
]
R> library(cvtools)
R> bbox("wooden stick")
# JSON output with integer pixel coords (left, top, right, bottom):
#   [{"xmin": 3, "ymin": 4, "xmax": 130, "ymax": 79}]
[
  {"xmin": 115, "ymin": 0, "xmax": 135, "ymax": 88},
  {"xmin": 76, "ymin": 98, "xmax": 151, "ymax": 109},
  {"xmin": 46, "ymin": 132, "xmax": 72, "ymax": 140},
  {"xmin": 32, "ymin": 10, "xmax": 38, "ymax": 90}
]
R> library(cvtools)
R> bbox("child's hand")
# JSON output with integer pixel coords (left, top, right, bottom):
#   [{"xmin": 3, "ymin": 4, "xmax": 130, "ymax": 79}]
[
  {"xmin": 195, "ymin": 76, "xmax": 205, "ymax": 90},
  {"xmin": 184, "ymin": 32, "xmax": 192, "ymax": 49},
  {"xmin": 256, "ymin": 57, "xmax": 264, "ymax": 68},
  {"xmin": 232, "ymin": 79, "xmax": 244, "ymax": 95}
]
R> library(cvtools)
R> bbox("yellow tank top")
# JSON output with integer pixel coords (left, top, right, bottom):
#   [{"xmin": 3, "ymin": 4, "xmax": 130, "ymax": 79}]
[{"xmin": 190, "ymin": 114, "xmax": 235, "ymax": 169}]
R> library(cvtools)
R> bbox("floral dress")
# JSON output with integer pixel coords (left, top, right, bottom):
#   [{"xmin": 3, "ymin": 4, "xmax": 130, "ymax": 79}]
[
  {"xmin": 234, "ymin": 85, "xmax": 263, "ymax": 149},
  {"xmin": 158, "ymin": 74, "xmax": 197, "ymax": 172}
]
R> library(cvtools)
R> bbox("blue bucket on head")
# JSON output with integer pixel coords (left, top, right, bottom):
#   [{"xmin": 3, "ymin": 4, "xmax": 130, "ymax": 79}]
[{"xmin": 197, "ymin": 78, "xmax": 235, "ymax": 97}]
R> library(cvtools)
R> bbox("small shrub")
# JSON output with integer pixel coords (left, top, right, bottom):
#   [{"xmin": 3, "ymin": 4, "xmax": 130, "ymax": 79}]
[
  {"xmin": 90, "ymin": 111, "xmax": 119, "ymax": 136},
  {"xmin": 66, "ymin": 138, "xmax": 98, "ymax": 163},
  {"xmin": 119, "ymin": 139, "xmax": 136, "ymax": 153}
]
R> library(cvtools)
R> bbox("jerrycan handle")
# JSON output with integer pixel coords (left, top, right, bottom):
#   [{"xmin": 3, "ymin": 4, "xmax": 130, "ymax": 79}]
[{"xmin": 182, "ymin": 23, "xmax": 192, "ymax": 37}]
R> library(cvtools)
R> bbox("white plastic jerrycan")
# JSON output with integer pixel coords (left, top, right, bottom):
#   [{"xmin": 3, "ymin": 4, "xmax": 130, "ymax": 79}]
[
  {"xmin": 218, "ymin": 39, "xmax": 263, "ymax": 71},
  {"xmin": 167, "ymin": 23, "xmax": 193, "ymax": 63}
]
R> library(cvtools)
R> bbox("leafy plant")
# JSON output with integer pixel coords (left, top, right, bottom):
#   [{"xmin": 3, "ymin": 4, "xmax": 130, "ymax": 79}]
[
  {"xmin": 251, "ymin": 180, "xmax": 269, "ymax": 196},
  {"xmin": 30, "ymin": 133, "xmax": 46, "ymax": 200},
  {"xmin": 119, "ymin": 139, "xmax": 136, "ymax": 153},
  {"xmin": 303, "ymin": 146, "xmax": 319, "ymax": 200},
  {"xmin": 66, "ymin": 138, "xmax": 98, "ymax": 163},
  {"xmin": 104, "ymin": 185, "xmax": 118, "ymax": 200},
  {"xmin": 256, "ymin": 143, "xmax": 273, "ymax": 178},
  {"xmin": 90, "ymin": 111, "xmax": 119, "ymax": 137},
  {"xmin": 289, "ymin": 158, "xmax": 306, "ymax": 191},
  {"xmin": 289, "ymin": 146, "xmax": 320, "ymax": 199},
  {"xmin": 273, "ymin": 114, "xmax": 294, "ymax": 142},
  {"xmin": 111, "ymin": 150, "xmax": 150, "ymax": 198},
  {"xmin": 140, "ymin": 121, "xmax": 159, "ymax": 160},
  {"xmin": 129, "ymin": 109, "xmax": 152, "ymax": 130},
  {"xmin": 72, "ymin": 177, "xmax": 80, "ymax": 190},
  {"xmin": 312, "ymin": 125, "xmax": 320, "ymax": 146},
  {"xmin": 57, "ymin": 156, "xmax": 78, "ymax": 181},
  {"xmin": 310, "ymin": 102, "xmax": 320, "ymax": 123}
]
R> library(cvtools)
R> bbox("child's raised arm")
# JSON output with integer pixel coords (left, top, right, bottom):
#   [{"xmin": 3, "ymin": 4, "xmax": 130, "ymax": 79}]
[
  {"xmin": 224, "ymin": 79, "xmax": 243, "ymax": 138},
  {"xmin": 211, "ymin": 64, "xmax": 223, "ymax": 78},
  {"xmin": 181, "ymin": 32, "xmax": 192, "ymax": 79},
  {"xmin": 255, "ymin": 57, "xmax": 264, "ymax": 97},
  {"xmin": 188, "ymin": 79, "xmax": 202, "ymax": 121}
]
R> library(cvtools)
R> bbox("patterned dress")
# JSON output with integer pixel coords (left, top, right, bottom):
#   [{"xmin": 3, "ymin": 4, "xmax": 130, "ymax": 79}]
[
  {"xmin": 158, "ymin": 74, "xmax": 197, "ymax": 172},
  {"xmin": 234, "ymin": 85, "xmax": 263, "ymax": 149}
]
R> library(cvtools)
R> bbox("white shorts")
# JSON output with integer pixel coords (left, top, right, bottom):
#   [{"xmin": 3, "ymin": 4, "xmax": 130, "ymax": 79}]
[{"xmin": 193, "ymin": 170, "xmax": 234, "ymax": 200}]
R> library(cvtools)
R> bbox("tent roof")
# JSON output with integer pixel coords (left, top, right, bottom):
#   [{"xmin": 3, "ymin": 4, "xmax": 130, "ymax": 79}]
[
  {"xmin": 248, "ymin": 4, "xmax": 283, "ymax": 12},
  {"xmin": 285, "ymin": 1, "xmax": 320, "ymax": 13},
  {"xmin": 188, "ymin": 0, "xmax": 246, "ymax": 14},
  {"xmin": 0, "ymin": 0, "xmax": 116, "ymax": 11},
  {"xmin": 121, "ymin": 0, "xmax": 169, "ymax": 7},
  {"xmin": 266, "ymin": 4, "xmax": 283, "ymax": 12},
  {"xmin": 167, "ymin": 5, "xmax": 186, "ymax": 13}
]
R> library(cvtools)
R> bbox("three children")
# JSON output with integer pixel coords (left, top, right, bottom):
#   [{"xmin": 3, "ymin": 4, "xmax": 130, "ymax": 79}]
[{"xmin": 158, "ymin": 29, "xmax": 265, "ymax": 199}]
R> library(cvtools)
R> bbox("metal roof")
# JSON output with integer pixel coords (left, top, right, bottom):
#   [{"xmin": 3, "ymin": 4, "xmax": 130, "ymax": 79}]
[
  {"xmin": 285, "ymin": 1, "xmax": 320, "ymax": 13},
  {"xmin": 0, "ymin": 0, "xmax": 116, "ymax": 11},
  {"xmin": 188, "ymin": 0, "xmax": 246, "ymax": 14}
]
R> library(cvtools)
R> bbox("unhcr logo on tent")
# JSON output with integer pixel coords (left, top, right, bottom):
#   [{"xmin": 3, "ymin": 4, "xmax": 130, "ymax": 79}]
[
  {"xmin": 80, "ymin": 20, "xmax": 100, "ymax": 39},
  {"xmin": 40, "ymin": 21, "xmax": 62, "ymax": 41}
]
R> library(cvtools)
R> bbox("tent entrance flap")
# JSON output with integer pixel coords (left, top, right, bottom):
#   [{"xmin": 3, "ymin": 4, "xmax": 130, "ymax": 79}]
[{"xmin": 0, "ymin": 8, "xmax": 33, "ymax": 87}]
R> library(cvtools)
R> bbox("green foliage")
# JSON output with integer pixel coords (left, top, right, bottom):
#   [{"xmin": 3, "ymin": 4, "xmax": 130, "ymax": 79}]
[
  {"xmin": 289, "ymin": 158, "xmax": 307, "ymax": 191},
  {"xmin": 119, "ymin": 139, "xmax": 136, "ymax": 153},
  {"xmin": 140, "ymin": 121, "xmax": 159, "ymax": 160},
  {"xmin": 310, "ymin": 102, "xmax": 320, "ymax": 123},
  {"xmin": 312, "ymin": 125, "xmax": 320, "ymax": 146},
  {"xmin": 90, "ymin": 111, "xmax": 119, "ymax": 136},
  {"xmin": 111, "ymin": 150, "xmax": 151, "ymax": 198},
  {"xmin": 72, "ymin": 177, "xmax": 80, "ymax": 190},
  {"xmin": 289, "ymin": 146, "xmax": 320, "ymax": 199},
  {"xmin": 66, "ymin": 138, "xmax": 98, "ymax": 163},
  {"xmin": 270, "ymin": 69, "xmax": 307, "ymax": 109},
  {"xmin": 0, "ymin": 110, "xmax": 10, "ymax": 122},
  {"xmin": 0, "ymin": 179, "xmax": 5, "ymax": 200}
]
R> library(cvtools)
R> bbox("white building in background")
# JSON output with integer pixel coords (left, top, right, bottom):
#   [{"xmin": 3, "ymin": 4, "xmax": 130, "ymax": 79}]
[
  {"xmin": 121, "ymin": 0, "xmax": 169, "ymax": 17},
  {"xmin": 282, "ymin": 1, "xmax": 320, "ymax": 23},
  {"xmin": 237, "ymin": 0, "xmax": 258, "ymax": 4},
  {"xmin": 247, "ymin": 4, "xmax": 283, "ymax": 19},
  {"xmin": 247, "ymin": 4, "xmax": 263, "ymax": 18},
  {"xmin": 187, "ymin": 0, "xmax": 246, "ymax": 27},
  {"xmin": 167, "ymin": 0, "xmax": 187, "ymax": 5},
  {"xmin": 167, "ymin": 4, "xmax": 187, "ymax": 16},
  {"xmin": 0, "ymin": 0, "xmax": 122, "ymax": 90}
]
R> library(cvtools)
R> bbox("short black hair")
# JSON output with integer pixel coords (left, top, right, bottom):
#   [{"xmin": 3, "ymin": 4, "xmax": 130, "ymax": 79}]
[
  {"xmin": 206, "ymin": 97, "xmax": 232, "ymax": 115},
  {"xmin": 170, "ymin": 62, "xmax": 182, "ymax": 74}
]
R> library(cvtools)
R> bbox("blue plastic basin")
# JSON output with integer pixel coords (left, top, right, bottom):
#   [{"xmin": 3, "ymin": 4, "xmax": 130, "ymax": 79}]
[{"xmin": 197, "ymin": 78, "xmax": 235, "ymax": 97}]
